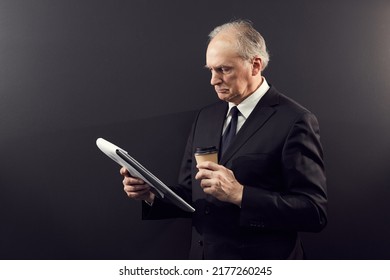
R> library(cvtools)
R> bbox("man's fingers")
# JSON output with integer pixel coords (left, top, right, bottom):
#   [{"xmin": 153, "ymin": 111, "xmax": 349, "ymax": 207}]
[
  {"xmin": 122, "ymin": 176, "xmax": 145, "ymax": 186},
  {"xmin": 125, "ymin": 186, "xmax": 151, "ymax": 199},
  {"xmin": 119, "ymin": 167, "xmax": 154, "ymax": 202},
  {"xmin": 195, "ymin": 169, "xmax": 216, "ymax": 180},
  {"xmin": 196, "ymin": 161, "xmax": 220, "ymax": 171},
  {"xmin": 201, "ymin": 181, "xmax": 219, "ymax": 196},
  {"xmin": 124, "ymin": 184, "xmax": 150, "ymax": 192}
]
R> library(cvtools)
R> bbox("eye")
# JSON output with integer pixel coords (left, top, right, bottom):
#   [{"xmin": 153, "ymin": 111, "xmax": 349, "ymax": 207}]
[
  {"xmin": 206, "ymin": 66, "xmax": 232, "ymax": 74},
  {"xmin": 217, "ymin": 67, "xmax": 231, "ymax": 74},
  {"xmin": 221, "ymin": 67, "xmax": 232, "ymax": 73}
]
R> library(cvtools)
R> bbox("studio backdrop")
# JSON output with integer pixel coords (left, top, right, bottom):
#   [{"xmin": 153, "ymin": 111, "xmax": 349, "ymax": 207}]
[{"xmin": 1, "ymin": 0, "xmax": 390, "ymax": 259}]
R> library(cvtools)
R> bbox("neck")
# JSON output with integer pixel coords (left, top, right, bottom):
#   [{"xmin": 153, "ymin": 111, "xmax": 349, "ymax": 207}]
[{"xmin": 233, "ymin": 76, "xmax": 263, "ymax": 105}]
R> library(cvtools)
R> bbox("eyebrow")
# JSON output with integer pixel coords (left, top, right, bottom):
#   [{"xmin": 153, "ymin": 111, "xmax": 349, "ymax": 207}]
[{"xmin": 204, "ymin": 64, "xmax": 230, "ymax": 70}]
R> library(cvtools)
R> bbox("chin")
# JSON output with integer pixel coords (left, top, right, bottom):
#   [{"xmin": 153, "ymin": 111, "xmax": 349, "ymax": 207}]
[{"xmin": 216, "ymin": 93, "xmax": 231, "ymax": 102}]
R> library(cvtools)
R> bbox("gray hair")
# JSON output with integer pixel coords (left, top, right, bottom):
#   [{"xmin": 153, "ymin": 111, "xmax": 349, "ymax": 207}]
[{"xmin": 208, "ymin": 20, "xmax": 270, "ymax": 71}]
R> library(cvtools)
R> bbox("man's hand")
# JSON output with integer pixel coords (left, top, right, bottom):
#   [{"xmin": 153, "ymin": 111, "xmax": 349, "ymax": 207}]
[
  {"xmin": 195, "ymin": 161, "xmax": 243, "ymax": 207},
  {"xmin": 120, "ymin": 167, "xmax": 155, "ymax": 204}
]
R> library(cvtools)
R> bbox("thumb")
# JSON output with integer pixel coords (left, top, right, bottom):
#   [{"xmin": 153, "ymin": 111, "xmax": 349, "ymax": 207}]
[{"xmin": 120, "ymin": 166, "xmax": 129, "ymax": 176}]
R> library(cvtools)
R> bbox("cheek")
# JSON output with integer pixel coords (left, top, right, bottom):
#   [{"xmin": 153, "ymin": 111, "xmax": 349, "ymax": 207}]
[
  {"xmin": 224, "ymin": 75, "xmax": 237, "ymax": 88},
  {"xmin": 229, "ymin": 79, "xmax": 245, "ymax": 93}
]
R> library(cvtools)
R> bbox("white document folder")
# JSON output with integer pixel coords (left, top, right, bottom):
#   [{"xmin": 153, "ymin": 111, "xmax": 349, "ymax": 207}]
[{"xmin": 96, "ymin": 138, "xmax": 195, "ymax": 212}]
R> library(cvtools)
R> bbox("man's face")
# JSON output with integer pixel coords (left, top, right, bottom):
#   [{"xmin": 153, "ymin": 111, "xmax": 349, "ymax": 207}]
[{"xmin": 206, "ymin": 35, "xmax": 256, "ymax": 105}]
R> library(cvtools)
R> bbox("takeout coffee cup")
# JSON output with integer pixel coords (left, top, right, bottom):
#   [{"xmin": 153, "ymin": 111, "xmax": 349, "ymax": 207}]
[{"xmin": 194, "ymin": 146, "xmax": 218, "ymax": 164}]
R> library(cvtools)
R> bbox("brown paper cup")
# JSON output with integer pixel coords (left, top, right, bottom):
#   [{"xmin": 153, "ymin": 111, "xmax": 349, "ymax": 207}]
[{"xmin": 194, "ymin": 146, "xmax": 218, "ymax": 164}]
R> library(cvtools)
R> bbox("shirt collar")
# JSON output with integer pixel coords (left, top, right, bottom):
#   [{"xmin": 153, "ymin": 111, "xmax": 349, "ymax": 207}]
[{"xmin": 226, "ymin": 77, "xmax": 270, "ymax": 119}]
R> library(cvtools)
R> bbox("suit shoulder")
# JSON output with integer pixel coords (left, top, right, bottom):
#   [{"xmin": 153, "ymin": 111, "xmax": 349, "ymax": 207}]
[
  {"xmin": 198, "ymin": 100, "xmax": 226, "ymax": 113},
  {"xmin": 270, "ymin": 87, "xmax": 314, "ymax": 116},
  {"xmin": 193, "ymin": 100, "xmax": 227, "ymax": 120},
  {"xmin": 188, "ymin": 101, "xmax": 227, "ymax": 132}
]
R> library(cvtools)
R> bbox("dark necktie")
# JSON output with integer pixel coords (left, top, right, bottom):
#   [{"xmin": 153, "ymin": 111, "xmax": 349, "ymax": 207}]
[{"xmin": 221, "ymin": 106, "xmax": 239, "ymax": 155}]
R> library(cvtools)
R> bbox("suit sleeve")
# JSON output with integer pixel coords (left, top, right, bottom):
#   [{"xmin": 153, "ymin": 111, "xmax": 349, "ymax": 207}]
[{"xmin": 239, "ymin": 112, "xmax": 328, "ymax": 232}]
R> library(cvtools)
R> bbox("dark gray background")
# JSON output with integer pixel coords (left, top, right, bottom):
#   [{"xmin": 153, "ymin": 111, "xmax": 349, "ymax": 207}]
[{"xmin": 1, "ymin": 0, "xmax": 389, "ymax": 259}]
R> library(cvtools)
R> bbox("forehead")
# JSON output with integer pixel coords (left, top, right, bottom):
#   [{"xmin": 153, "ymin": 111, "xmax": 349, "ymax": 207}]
[{"xmin": 206, "ymin": 36, "xmax": 242, "ymax": 67}]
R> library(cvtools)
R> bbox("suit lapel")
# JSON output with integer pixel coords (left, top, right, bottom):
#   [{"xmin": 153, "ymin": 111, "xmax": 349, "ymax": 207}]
[
  {"xmin": 220, "ymin": 87, "xmax": 280, "ymax": 165},
  {"xmin": 208, "ymin": 102, "xmax": 229, "ymax": 155}
]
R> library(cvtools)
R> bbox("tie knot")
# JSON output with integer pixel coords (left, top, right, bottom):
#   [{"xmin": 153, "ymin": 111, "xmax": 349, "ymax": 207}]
[{"xmin": 230, "ymin": 106, "xmax": 239, "ymax": 119}]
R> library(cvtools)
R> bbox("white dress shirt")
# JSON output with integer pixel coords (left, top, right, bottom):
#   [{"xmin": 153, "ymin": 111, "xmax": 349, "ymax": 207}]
[{"xmin": 222, "ymin": 77, "xmax": 270, "ymax": 135}]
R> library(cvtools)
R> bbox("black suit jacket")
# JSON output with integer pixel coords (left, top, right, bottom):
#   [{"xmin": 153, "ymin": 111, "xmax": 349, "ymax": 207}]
[{"xmin": 143, "ymin": 86, "xmax": 327, "ymax": 259}]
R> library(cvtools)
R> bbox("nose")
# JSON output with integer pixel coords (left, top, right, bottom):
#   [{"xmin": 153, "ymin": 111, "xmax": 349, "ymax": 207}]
[{"xmin": 210, "ymin": 70, "xmax": 222, "ymax": 86}]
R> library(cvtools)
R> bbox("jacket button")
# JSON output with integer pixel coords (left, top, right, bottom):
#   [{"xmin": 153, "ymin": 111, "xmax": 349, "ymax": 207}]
[
  {"xmin": 205, "ymin": 207, "xmax": 210, "ymax": 215},
  {"xmin": 198, "ymin": 240, "xmax": 203, "ymax": 246}
]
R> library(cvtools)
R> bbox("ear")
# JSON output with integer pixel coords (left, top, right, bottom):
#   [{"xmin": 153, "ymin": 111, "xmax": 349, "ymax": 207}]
[{"xmin": 251, "ymin": 57, "xmax": 262, "ymax": 76}]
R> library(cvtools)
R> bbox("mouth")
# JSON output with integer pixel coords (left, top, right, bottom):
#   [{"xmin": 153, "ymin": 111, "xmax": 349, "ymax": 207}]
[{"xmin": 216, "ymin": 88, "xmax": 229, "ymax": 94}]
